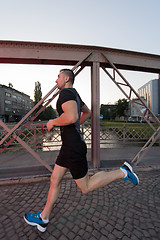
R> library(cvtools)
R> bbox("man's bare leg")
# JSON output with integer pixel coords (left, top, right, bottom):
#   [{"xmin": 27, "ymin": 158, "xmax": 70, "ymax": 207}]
[
  {"xmin": 75, "ymin": 169, "xmax": 125, "ymax": 194},
  {"xmin": 24, "ymin": 161, "xmax": 138, "ymax": 232},
  {"xmin": 41, "ymin": 164, "xmax": 68, "ymax": 220}
]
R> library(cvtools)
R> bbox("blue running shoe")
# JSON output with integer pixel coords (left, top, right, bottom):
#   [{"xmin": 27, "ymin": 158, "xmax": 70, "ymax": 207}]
[
  {"xmin": 120, "ymin": 161, "xmax": 139, "ymax": 185},
  {"xmin": 24, "ymin": 212, "xmax": 48, "ymax": 232}
]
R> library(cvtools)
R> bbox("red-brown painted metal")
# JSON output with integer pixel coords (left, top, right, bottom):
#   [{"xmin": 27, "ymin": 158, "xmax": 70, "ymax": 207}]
[
  {"xmin": 0, "ymin": 51, "xmax": 94, "ymax": 168},
  {"xmin": 0, "ymin": 40, "xmax": 160, "ymax": 168},
  {"xmin": 101, "ymin": 53, "xmax": 160, "ymax": 165},
  {"xmin": 91, "ymin": 62, "xmax": 100, "ymax": 168},
  {"xmin": 0, "ymin": 40, "xmax": 160, "ymax": 73}
]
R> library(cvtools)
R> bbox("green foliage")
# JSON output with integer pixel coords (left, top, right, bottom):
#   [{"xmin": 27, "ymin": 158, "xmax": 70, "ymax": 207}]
[
  {"xmin": 8, "ymin": 83, "xmax": 13, "ymax": 88},
  {"xmin": 34, "ymin": 81, "xmax": 43, "ymax": 120},
  {"xmin": 34, "ymin": 81, "xmax": 42, "ymax": 104},
  {"xmin": 33, "ymin": 81, "xmax": 57, "ymax": 121},
  {"xmin": 115, "ymin": 98, "xmax": 128, "ymax": 117},
  {"xmin": 40, "ymin": 105, "xmax": 57, "ymax": 121},
  {"xmin": 100, "ymin": 98, "xmax": 128, "ymax": 120},
  {"xmin": 100, "ymin": 104, "xmax": 116, "ymax": 120}
]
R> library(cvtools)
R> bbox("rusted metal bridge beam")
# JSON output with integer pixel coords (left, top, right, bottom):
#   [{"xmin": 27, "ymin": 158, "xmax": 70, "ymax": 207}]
[
  {"xmin": 101, "ymin": 53, "xmax": 160, "ymax": 165},
  {"xmin": 91, "ymin": 62, "xmax": 100, "ymax": 168},
  {"xmin": 0, "ymin": 51, "xmax": 94, "ymax": 169},
  {"xmin": 0, "ymin": 40, "xmax": 160, "ymax": 73},
  {"xmin": 0, "ymin": 40, "xmax": 160, "ymax": 169}
]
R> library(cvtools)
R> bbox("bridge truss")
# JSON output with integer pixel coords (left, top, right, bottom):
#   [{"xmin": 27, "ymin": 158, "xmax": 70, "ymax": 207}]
[{"xmin": 0, "ymin": 40, "xmax": 160, "ymax": 169}]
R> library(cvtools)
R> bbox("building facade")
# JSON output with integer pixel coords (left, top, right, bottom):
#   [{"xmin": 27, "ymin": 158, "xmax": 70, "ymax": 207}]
[
  {"xmin": 129, "ymin": 97, "xmax": 147, "ymax": 122},
  {"xmin": 0, "ymin": 84, "xmax": 33, "ymax": 122},
  {"xmin": 138, "ymin": 76, "xmax": 160, "ymax": 116}
]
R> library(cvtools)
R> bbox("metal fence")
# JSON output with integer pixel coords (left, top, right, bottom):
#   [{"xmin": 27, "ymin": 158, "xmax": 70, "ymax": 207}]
[{"xmin": 0, "ymin": 122, "xmax": 159, "ymax": 153}]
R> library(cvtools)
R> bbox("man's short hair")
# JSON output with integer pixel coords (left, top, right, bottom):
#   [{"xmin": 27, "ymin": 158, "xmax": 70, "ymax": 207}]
[{"xmin": 60, "ymin": 69, "xmax": 75, "ymax": 84}]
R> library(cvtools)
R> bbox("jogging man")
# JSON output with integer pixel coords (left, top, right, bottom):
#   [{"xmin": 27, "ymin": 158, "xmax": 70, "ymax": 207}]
[{"xmin": 24, "ymin": 69, "xmax": 139, "ymax": 232}]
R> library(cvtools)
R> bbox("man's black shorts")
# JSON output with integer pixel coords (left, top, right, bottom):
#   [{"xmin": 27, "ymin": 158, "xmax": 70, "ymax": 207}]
[{"xmin": 55, "ymin": 141, "xmax": 88, "ymax": 180}]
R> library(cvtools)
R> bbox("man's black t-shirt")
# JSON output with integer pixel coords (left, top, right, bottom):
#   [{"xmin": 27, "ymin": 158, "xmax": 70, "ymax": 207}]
[
  {"xmin": 55, "ymin": 88, "xmax": 88, "ymax": 179},
  {"xmin": 56, "ymin": 88, "xmax": 85, "ymax": 146}
]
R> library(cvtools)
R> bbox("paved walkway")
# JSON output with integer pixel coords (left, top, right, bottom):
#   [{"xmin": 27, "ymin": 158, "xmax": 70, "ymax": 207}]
[
  {"xmin": 0, "ymin": 169, "xmax": 160, "ymax": 239},
  {"xmin": 0, "ymin": 147, "xmax": 160, "ymax": 239},
  {"xmin": 0, "ymin": 146, "xmax": 160, "ymax": 181},
  {"xmin": 1, "ymin": 146, "xmax": 160, "ymax": 169}
]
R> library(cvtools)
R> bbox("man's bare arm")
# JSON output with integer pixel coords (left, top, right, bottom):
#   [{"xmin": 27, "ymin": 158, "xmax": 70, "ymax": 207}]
[
  {"xmin": 47, "ymin": 100, "xmax": 78, "ymax": 131},
  {"xmin": 80, "ymin": 104, "xmax": 91, "ymax": 124}
]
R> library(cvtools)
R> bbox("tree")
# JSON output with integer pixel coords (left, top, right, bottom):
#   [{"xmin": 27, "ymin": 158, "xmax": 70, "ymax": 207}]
[
  {"xmin": 100, "ymin": 104, "xmax": 116, "ymax": 120},
  {"xmin": 8, "ymin": 83, "xmax": 13, "ymax": 88},
  {"xmin": 34, "ymin": 81, "xmax": 43, "ymax": 120},
  {"xmin": 115, "ymin": 98, "xmax": 128, "ymax": 117},
  {"xmin": 34, "ymin": 81, "xmax": 42, "ymax": 104},
  {"xmin": 100, "ymin": 98, "xmax": 128, "ymax": 121},
  {"xmin": 40, "ymin": 105, "xmax": 57, "ymax": 121},
  {"xmin": 33, "ymin": 82, "xmax": 57, "ymax": 121},
  {"xmin": 100, "ymin": 104, "xmax": 108, "ymax": 120}
]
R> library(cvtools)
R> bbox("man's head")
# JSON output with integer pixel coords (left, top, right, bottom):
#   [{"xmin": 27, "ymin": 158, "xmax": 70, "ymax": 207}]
[
  {"xmin": 56, "ymin": 69, "xmax": 75, "ymax": 89},
  {"xmin": 60, "ymin": 69, "xmax": 75, "ymax": 84}
]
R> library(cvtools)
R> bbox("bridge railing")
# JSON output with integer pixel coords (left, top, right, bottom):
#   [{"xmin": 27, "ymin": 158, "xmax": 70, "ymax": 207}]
[{"xmin": 0, "ymin": 121, "xmax": 159, "ymax": 153}]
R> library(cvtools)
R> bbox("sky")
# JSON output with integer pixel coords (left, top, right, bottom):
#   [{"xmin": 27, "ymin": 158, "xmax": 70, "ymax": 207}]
[{"xmin": 0, "ymin": 0, "xmax": 160, "ymax": 108}]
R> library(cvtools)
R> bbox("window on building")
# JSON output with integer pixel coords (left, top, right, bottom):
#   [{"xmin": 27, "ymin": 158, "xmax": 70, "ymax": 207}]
[
  {"xmin": 12, "ymin": 101, "xmax": 17, "ymax": 106},
  {"xmin": 5, "ymin": 92, "xmax": 11, "ymax": 97},
  {"xmin": 5, "ymin": 100, "xmax": 11, "ymax": 104},
  {"xmin": 141, "ymin": 89, "xmax": 143, "ymax": 95},
  {"xmin": 148, "ymin": 84, "xmax": 150, "ymax": 92},
  {"xmin": 5, "ymin": 107, "xmax": 11, "ymax": 111},
  {"xmin": 18, "ymin": 103, "xmax": 22, "ymax": 107},
  {"xmin": 138, "ymin": 90, "xmax": 140, "ymax": 95},
  {"xmin": 18, "ymin": 96, "xmax": 22, "ymax": 101}
]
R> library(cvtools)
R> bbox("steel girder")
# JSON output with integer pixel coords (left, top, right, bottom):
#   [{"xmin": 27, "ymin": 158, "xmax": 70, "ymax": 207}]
[
  {"xmin": 101, "ymin": 53, "xmax": 160, "ymax": 165},
  {"xmin": 0, "ymin": 40, "xmax": 160, "ymax": 169},
  {"xmin": 0, "ymin": 40, "xmax": 160, "ymax": 73},
  {"xmin": 0, "ymin": 52, "xmax": 94, "ymax": 171}
]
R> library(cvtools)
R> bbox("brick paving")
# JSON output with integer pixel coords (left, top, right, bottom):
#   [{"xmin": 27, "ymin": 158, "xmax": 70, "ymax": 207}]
[{"xmin": 0, "ymin": 170, "xmax": 160, "ymax": 240}]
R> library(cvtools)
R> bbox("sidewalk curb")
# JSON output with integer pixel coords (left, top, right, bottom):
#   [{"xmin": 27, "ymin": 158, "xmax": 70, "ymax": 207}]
[{"xmin": 0, "ymin": 166, "xmax": 159, "ymax": 186}]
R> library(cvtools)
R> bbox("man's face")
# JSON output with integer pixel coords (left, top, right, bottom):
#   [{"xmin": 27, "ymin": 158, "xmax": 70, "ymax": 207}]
[{"xmin": 56, "ymin": 71, "xmax": 66, "ymax": 89}]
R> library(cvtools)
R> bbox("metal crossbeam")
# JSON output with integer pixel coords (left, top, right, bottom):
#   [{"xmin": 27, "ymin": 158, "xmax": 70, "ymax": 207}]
[
  {"xmin": 1, "ymin": 44, "xmax": 159, "ymax": 169},
  {"xmin": 1, "ymin": 40, "xmax": 160, "ymax": 73},
  {"xmin": 131, "ymin": 126, "xmax": 160, "ymax": 165},
  {"xmin": 0, "ymin": 121, "xmax": 52, "ymax": 172},
  {"xmin": 0, "ymin": 85, "xmax": 59, "ymax": 153},
  {"xmin": 0, "ymin": 84, "xmax": 58, "ymax": 145},
  {"xmin": 102, "ymin": 53, "xmax": 160, "ymax": 124},
  {"xmin": 72, "ymin": 52, "xmax": 93, "ymax": 72},
  {"xmin": 0, "ymin": 52, "xmax": 93, "ymax": 169},
  {"xmin": 101, "ymin": 52, "xmax": 160, "ymax": 165}
]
